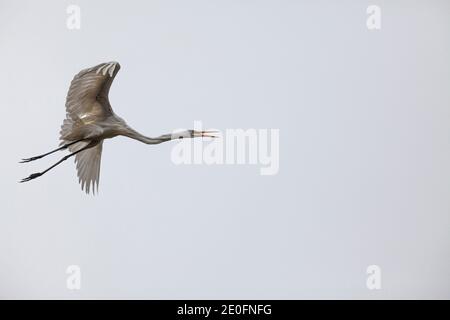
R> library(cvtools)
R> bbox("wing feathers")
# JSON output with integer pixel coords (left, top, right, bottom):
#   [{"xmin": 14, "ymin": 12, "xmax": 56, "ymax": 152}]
[
  {"xmin": 72, "ymin": 142, "xmax": 103, "ymax": 194},
  {"xmin": 58, "ymin": 62, "xmax": 120, "ymax": 194},
  {"xmin": 63, "ymin": 61, "xmax": 120, "ymax": 124}
]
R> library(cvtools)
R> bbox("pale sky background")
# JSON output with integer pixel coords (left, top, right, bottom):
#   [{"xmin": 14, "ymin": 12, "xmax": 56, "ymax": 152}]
[{"xmin": 0, "ymin": 0, "xmax": 449, "ymax": 299}]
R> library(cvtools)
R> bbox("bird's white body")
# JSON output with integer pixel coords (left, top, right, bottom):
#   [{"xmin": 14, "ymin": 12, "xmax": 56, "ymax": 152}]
[{"xmin": 20, "ymin": 61, "xmax": 217, "ymax": 194}]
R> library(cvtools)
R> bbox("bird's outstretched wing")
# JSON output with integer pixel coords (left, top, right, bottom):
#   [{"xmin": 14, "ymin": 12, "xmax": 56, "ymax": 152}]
[
  {"xmin": 60, "ymin": 62, "xmax": 121, "ymax": 141},
  {"xmin": 58, "ymin": 62, "xmax": 120, "ymax": 194},
  {"xmin": 71, "ymin": 141, "xmax": 103, "ymax": 194},
  {"xmin": 65, "ymin": 61, "xmax": 120, "ymax": 120}
]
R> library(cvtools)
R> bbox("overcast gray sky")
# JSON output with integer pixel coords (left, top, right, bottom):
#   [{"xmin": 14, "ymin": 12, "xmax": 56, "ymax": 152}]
[{"xmin": 0, "ymin": 0, "xmax": 449, "ymax": 299}]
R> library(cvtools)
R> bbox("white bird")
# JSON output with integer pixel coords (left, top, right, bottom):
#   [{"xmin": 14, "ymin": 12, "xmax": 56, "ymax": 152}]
[{"xmin": 20, "ymin": 61, "xmax": 217, "ymax": 194}]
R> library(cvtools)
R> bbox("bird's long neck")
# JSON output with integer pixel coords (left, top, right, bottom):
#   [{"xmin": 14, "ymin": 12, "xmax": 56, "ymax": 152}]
[{"xmin": 122, "ymin": 126, "xmax": 172, "ymax": 145}]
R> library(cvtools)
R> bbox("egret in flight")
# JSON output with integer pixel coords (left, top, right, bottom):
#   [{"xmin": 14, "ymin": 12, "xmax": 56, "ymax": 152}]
[{"xmin": 20, "ymin": 61, "xmax": 217, "ymax": 194}]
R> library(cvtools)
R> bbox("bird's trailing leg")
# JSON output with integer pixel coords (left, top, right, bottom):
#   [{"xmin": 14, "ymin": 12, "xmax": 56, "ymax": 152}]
[
  {"xmin": 20, "ymin": 139, "xmax": 84, "ymax": 163},
  {"xmin": 19, "ymin": 143, "xmax": 94, "ymax": 183}
]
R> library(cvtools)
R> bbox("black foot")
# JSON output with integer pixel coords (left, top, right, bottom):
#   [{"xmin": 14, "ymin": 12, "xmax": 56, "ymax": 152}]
[
  {"xmin": 19, "ymin": 172, "xmax": 43, "ymax": 183},
  {"xmin": 20, "ymin": 155, "xmax": 43, "ymax": 163}
]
